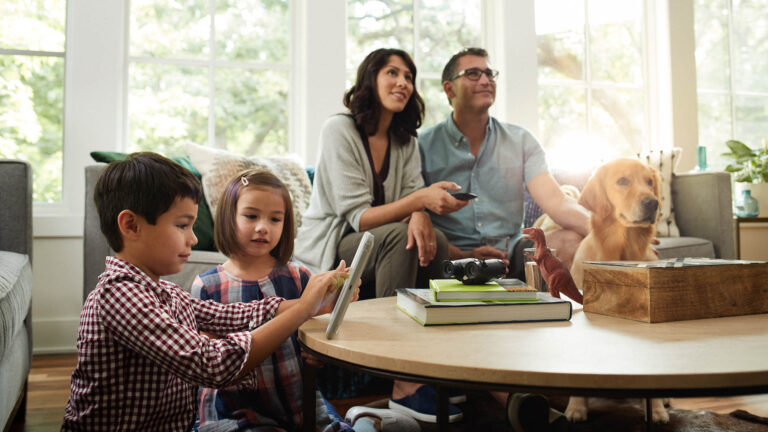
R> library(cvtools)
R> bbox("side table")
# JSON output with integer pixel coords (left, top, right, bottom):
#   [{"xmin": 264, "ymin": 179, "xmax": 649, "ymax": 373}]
[{"xmin": 734, "ymin": 216, "xmax": 768, "ymax": 259}]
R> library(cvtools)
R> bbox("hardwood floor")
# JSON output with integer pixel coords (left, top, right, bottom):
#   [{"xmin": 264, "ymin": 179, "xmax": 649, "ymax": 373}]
[{"xmin": 13, "ymin": 353, "xmax": 768, "ymax": 431}]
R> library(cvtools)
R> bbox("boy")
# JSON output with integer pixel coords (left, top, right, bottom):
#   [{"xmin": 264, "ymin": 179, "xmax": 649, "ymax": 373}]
[{"xmin": 63, "ymin": 153, "xmax": 343, "ymax": 431}]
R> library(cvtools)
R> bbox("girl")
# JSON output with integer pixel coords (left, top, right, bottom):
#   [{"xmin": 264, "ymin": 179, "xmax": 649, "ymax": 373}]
[{"xmin": 192, "ymin": 169, "xmax": 380, "ymax": 431}]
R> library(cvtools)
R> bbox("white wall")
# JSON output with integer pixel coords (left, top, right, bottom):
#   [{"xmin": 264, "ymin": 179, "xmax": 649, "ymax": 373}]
[{"xmin": 32, "ymin": 237, "xmax": 83, "ymax": 353}]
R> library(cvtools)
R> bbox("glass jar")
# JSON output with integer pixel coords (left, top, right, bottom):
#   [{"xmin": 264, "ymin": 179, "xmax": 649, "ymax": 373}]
[{"xmin": 734, "ymin": 189, "xmax": 759, "ymax": 217}]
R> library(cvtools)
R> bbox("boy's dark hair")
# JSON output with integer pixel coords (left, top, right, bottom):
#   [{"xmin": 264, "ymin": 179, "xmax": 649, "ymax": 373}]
[
  {"xmin": 94, "ymin": 152, "xmax": 202, "ymax": 252},
  {"xmin": 441, "ymin": 47, "xmax": 490, "ymax": 105},
  {"xmin": 214, "ymin": 169, "xmax": 295, "ymax": 266},
  {"xmin": 343, "ymin": 48, "xmax": 425, "ymax": 143}
]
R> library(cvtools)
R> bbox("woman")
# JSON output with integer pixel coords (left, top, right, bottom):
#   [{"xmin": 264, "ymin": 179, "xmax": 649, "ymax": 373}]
[{"xmin": 295, "ymin": 48, "xmax": 466, "ymax": 298}]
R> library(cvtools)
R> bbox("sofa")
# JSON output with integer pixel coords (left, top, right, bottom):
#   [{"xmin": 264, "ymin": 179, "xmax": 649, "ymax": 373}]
[
  {"xmin": 84, "ymin": 164, "xmax": 736, "ymax": 298},
  {"xmin": 0, "ymin": 160, "xmax": 33, "ymax": 431}
]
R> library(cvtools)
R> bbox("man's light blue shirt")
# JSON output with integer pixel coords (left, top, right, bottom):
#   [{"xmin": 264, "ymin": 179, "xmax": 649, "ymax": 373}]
[{"xmin": 419, "ymin": 113, "xmax": 549, "ymax": 252}]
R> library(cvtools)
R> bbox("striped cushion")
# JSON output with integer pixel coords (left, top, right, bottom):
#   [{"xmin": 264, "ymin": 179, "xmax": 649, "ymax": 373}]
[{"xmin": 637, "ymin": 148, "xmax": 682, "ymax": 237}]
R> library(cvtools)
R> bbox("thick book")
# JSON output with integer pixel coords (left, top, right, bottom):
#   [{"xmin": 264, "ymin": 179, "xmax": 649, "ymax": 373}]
[
  {"xmin": 429, "ymin": 278, "xmax": 537, "ymax": 302},
  {"xmin": 396, "ymin": 288, "xmax": 572, "ymax": 326}
]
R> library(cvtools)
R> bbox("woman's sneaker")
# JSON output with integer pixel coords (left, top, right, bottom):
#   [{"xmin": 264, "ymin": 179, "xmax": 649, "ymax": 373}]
[{"xmin": 388, "ymin": 385, "xmax": 463, "ymax": 423}]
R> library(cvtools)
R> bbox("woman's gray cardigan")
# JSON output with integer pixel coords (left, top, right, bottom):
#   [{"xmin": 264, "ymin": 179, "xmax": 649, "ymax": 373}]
[{"xmin": 294, "ymin": 114, "xmax": 424, "ymax": 273}]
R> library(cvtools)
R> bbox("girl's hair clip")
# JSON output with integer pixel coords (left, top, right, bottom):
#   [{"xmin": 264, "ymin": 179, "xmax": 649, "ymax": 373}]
[{"xmin": 241, "ymin": 176, "xmax": 249, "ymax": 186}]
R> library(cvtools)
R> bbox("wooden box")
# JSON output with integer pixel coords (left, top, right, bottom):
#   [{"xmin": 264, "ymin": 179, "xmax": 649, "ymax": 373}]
[{"xmin": 582, "ymin": 258, "xmax": 768, "ymax": 323}]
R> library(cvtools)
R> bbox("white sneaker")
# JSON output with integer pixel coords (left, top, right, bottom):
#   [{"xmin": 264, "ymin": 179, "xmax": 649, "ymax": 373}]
[{"xmin": 345, "ymin": 406, "xmax": 421, "ymax": 432}]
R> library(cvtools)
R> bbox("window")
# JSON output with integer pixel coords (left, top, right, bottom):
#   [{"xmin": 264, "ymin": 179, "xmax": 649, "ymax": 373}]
[
  {"xmin": 0, "ymin": 0, "xmax": 66, "ymax": 202},
  {"xmin": 346, "ymin": 0, "xmax": 482, "ymax": 128},
  {"xmin": 695, "ymin": 0, "xmax": 768, "ymax": 170},
  {"xmin": 535, "ymin": 0, "xmax": 647, "ymax": 169},
  {"xmin": 128, "ymin": 0, "xmax": 291, "ymax": 157}
]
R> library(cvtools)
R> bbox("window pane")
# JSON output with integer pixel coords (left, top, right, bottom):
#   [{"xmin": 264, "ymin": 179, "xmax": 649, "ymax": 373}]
[
  {"xmin": 697, "ymin": 92, "xmax": 732, "ymax": 170},
  {"xmin": 420, "ymin": 77, "xmax": 450, "ymax": 129},
  {"xmin": 588, "ymin": 0, "xmax": 643, "ymax": 84},
  {"xmin": 590, "ymin": 87, "xmax": 646, "ymax": 155},
  {"xmin": 130, "ymin": 0, "xmax": 210, "ymax": 59},
  {"xmin": 537, "ymin": 84, "xmax": 587, "ymax": 157},
  {"xmin": 215, "ymin": 68, "xmax": 288, "ymax": 155},
  {"xmin": 536, "ymin": 0, "xmax": 585, "ymax": 81},
  {"xmin": 694, "ymin": 0, "xmax": 730, "ymax": 90},
  {"xmin": 731, "ymin": 0, "xmax": 768, "ymax": 93},
  {"xmin": 734, "ymin": 95, "xmax": 768, "ymax": 149},
  {"xmin": 0, "ymin": 55, "xmax": 64, "ymax": 202},
  {"xmin": 347, "ymin": 0, "xmax": 414, "ymax": 74},
  {"xmin": 416, "ymin": 0, "xmax": 481, "ymax": 74},
  {"xmin": 0, "ymin": 0, "xmax": 66, "ymax": 52},
  {"xmin": 129, "ymin": 63, "xmax": 208, "ymax": 157},
  {"xmin": 215, "ymin": 0, "xmax": 289, "ymax": 63}
]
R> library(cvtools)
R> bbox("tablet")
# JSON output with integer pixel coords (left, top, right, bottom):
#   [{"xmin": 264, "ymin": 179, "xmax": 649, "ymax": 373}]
[{"xmin": 325, "ymin": 231, "xmax": 374, "ymax": 339}]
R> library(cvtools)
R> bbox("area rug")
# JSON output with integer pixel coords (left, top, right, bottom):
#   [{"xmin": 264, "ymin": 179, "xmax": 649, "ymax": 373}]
[{"xmin": 417, "ymin": 393, "xmax": 768, "ymax": 432}]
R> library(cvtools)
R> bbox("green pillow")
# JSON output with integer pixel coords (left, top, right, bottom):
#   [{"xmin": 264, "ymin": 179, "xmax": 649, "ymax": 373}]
[{"xmin": 90, "ymin": 151, "xmax": 216, "ymax": 251}]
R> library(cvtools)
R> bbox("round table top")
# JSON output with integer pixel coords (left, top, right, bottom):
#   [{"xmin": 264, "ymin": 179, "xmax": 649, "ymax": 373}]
[{"xmin": 298, "ymin": 296, "xmax": 768, "ymax": 393}]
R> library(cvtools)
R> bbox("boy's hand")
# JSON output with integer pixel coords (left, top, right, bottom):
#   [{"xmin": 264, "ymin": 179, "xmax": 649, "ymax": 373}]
[{"xmin": 299, "ymin": 261, "xmax": 350, "ymax": 317}]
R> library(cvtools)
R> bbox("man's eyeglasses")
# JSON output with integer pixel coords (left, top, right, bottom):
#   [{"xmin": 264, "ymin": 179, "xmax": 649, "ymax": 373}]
[{"xmin": 450, "ymin": 68, "xmax": 499, "ymax": 82}]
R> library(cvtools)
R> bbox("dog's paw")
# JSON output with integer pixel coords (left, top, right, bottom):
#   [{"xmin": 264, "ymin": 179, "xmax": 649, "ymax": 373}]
[
  {"xmin": 565, "ymin": 396, "xmax": 588, "ymax": 422},
  {"xmin": 652, "ymin": 407, "xmax": 670, "ymax": 423},
  {"xmin": 649, "ymin": 399, "xmax": 670, "ymax": 424}
]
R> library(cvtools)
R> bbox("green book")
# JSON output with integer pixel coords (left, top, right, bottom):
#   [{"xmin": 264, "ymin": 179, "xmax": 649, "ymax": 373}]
[
  {"xmin": 429, "ymin": 279, "xmax": 537, "ymax": 302},
  {"xmin": 396, "ymin": 288, "xmax": 572, "ymax": 326}
]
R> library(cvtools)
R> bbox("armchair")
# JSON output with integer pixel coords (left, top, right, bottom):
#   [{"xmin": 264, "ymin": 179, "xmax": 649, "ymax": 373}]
[{"xmin": 0, "ymin": 160, "xmax": 33, "ymax": 431}]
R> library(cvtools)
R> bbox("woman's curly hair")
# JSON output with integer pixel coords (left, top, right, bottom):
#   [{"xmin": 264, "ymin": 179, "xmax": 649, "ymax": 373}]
[{"xmin": 343, "ymin": 48, "xmax": 425, "ymax": 143}]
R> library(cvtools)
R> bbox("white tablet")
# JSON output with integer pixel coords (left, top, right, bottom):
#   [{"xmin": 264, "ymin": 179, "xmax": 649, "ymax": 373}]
[{"xmin": 325, "ymin": 231, "xmax": 374, "ymax": 339}]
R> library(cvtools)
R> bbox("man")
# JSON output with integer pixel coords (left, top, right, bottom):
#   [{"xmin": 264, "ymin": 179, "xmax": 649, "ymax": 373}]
[{"xmin": 419, "ymin": 47, "xmax": 589, "ymax": 279}]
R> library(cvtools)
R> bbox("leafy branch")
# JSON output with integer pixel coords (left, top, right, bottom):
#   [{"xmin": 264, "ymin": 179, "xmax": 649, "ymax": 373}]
[{"xmin": 722, "ymin": 139, "xmax": 768, "ymax": 183}]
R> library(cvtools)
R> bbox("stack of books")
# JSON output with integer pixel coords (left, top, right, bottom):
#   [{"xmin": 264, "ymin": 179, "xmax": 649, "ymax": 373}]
[{"xmin": 396, "ymin": 279, "xmax": 572, "ymax": 326}]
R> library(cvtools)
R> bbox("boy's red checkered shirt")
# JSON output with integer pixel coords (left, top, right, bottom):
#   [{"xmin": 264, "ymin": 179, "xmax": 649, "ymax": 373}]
[{"xmin": 62, "ymin": 257, "xmax": 283, "ymax": 431}]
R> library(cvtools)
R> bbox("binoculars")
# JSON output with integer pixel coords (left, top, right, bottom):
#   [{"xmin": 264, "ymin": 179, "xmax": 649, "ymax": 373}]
[{"xmin": 441, "ymin": 258, "xmax": 507, "ymax": 285}]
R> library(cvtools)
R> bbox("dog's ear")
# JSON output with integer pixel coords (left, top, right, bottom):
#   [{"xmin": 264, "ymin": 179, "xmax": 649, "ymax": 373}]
[{"xmin": 579, "ymin": 166, "xmax": 612, "ymax": 219}]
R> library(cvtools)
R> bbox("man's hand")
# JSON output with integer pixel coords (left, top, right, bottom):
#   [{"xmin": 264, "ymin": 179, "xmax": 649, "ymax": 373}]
[
  {"xmin": 419, "ymin": 182, "xmax": 469, "ymax": 215},
  {"xmin": 450, "ymin": 244, "xmax": 509, "ymax": 265},
  {"xmin": 406, "ymin": 211, "xmax": 437, "ymax": 266}
]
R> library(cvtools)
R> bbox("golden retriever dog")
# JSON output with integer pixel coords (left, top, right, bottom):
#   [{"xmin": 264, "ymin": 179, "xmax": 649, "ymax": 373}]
[{"xmin": 566, "ymin": 158, "xmax": 669, "ymax": 424}]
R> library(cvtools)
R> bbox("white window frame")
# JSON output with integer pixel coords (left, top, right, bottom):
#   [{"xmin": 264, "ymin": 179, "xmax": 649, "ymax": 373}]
[{"xmin": 36, "ymin": 0, "xmax": 703, "ymax": 237}]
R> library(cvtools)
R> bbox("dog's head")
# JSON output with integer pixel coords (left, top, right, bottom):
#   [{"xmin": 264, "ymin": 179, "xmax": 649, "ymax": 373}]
[{"xmin": 578, "ymin": 158, "xmax": 661, "ymax": 227}]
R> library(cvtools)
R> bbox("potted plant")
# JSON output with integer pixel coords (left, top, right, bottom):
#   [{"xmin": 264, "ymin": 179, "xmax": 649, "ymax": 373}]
[{"xmin": 723, "ymin": 139, "xmax": 768, "ymax": 217}]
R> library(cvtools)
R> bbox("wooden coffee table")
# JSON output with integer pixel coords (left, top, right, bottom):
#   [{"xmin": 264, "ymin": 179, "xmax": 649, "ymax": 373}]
[{"xmin": 298, "ymin": 297, "xmax": 768, "ymax": 431}]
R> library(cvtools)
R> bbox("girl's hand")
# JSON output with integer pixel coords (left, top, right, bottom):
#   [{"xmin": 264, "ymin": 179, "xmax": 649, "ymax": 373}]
[
  {"xmin": 419, "ymin": 182, "xmax": 468, "ymax": 215},
  {"xmin": 299, "ymin": 261, "xmax": 348, "ymax": 317},
  {"xmin": 301, "ymin": 349, "xmax": 325, "ymax": 368},
  {"xmin": 316, "ymin": 273, "xmax": 361, "ymax": 316},
  {"xmin": 406, "ymin": 211, "xmax": 436, "ymax": 266}
]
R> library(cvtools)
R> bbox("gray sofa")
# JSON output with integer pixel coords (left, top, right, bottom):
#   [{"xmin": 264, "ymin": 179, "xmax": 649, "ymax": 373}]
[
  {"xmin": 0, "ymin": 160, "xmax": 33, "ymax": 430},
  {"xmin": 83, "ymin": 163, "xmax": 736, "ymax": 300}
]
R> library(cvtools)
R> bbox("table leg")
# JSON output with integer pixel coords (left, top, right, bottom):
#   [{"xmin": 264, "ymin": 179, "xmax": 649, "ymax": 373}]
[
  {"xmin": 645, "ymin": 398, "xmax": 652, "ymax": 432},
  {"xmin": 302, "ymin": 358, "xmax": 317, "ymax": 432},
  {"xmin": 436, "ymin": 385, "xmax": 449, "ymax": 430}
]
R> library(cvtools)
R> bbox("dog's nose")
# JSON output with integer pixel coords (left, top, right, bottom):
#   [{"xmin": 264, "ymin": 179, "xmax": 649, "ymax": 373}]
[{"xmin": 642, "ymin": 197, "xmax": 659, "ymax": 219}]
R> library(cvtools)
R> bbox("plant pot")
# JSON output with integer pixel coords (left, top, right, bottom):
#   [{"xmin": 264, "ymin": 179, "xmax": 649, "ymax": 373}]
[{"xmin": 734, "ymin": 182, "xmax": 768, "ymax": 217}]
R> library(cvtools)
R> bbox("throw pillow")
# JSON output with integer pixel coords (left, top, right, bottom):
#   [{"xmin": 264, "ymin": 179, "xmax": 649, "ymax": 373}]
[
  {"xmin": 89, "ymin": 151, "xmax": 216, "ymax": 251},
  {"xmin": 637, "ymin": 148, "xmax": 682, "ymax": 237},
  {"xmin": 185, "ymin": 142, "xmax": 312, "ymax": 229}
]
